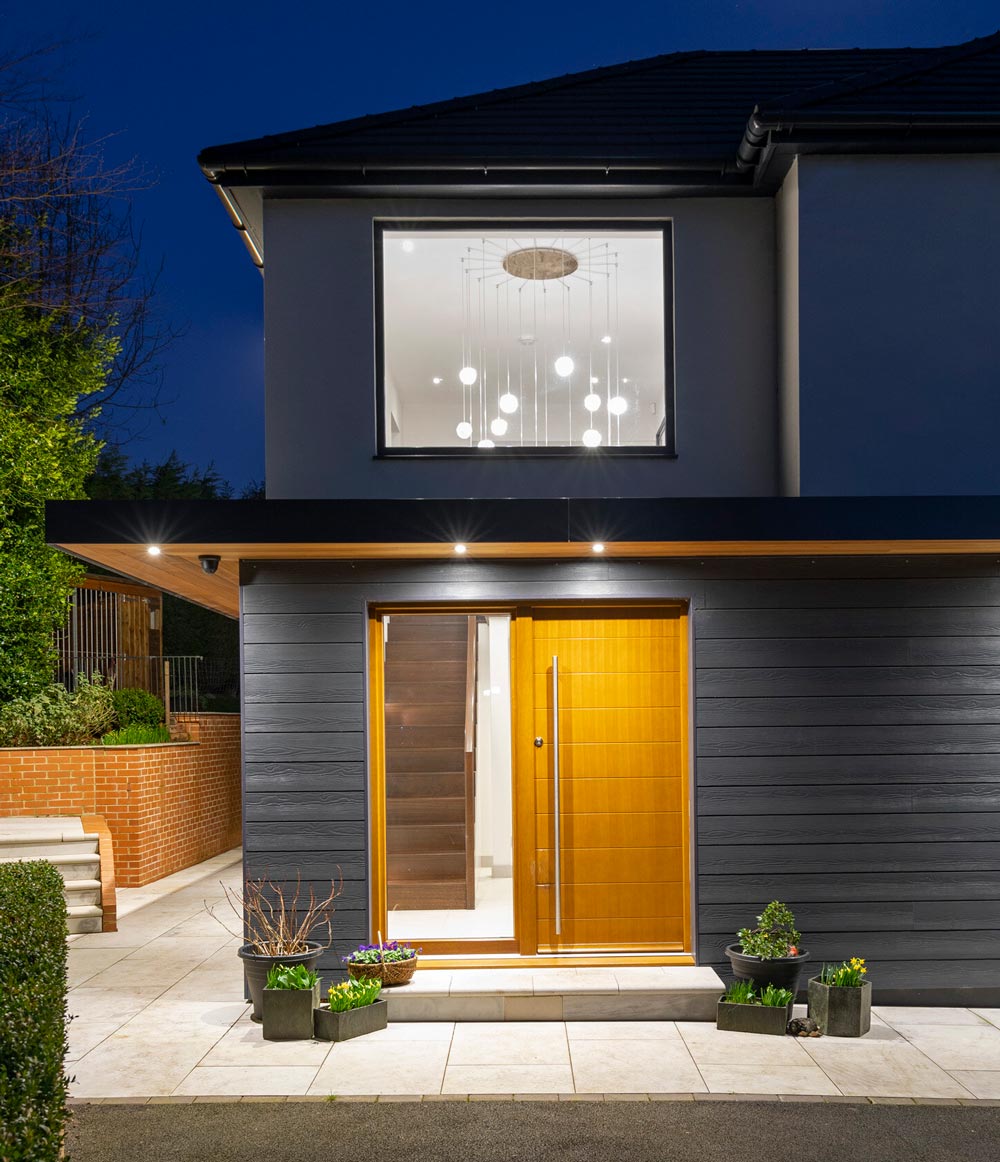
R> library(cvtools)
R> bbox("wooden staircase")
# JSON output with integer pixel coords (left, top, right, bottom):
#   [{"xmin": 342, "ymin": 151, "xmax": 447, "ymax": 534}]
[{"xmin": 384, "ymin": 615, "xmax": 475, "ymax": 910}]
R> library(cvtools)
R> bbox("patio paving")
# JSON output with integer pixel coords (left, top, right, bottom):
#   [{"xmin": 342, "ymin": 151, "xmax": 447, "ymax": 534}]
[{"xmin": 65, "ymin": 848, "xmax": 1000, "ymax": 1102}]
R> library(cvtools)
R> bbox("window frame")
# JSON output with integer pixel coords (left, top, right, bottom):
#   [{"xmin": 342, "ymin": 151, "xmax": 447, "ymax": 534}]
[{"xmin": 373, "ymin": 219, "xmax": 676, "ymax": 459}]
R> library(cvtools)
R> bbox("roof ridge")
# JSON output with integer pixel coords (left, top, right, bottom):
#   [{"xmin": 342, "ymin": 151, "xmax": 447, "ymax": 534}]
[{"xmin": 760, "ymin": 29, "xmax": 1000, "ymax": 114}]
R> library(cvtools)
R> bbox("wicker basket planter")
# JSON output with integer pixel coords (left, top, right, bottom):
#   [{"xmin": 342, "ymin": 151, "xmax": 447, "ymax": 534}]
[
  {"xmin": 347, "ymin": 956, "xmax": 418, "ymax": 987},
  {"xmin": 314, "ymin": 999, "xmax": 388, "ymax": 1042}
]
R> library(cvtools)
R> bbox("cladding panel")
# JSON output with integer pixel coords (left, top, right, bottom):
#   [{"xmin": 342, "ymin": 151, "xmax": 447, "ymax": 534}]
[{"xmin": 241, "ymin": 557, "xmax": 1000, "ymax": 997}]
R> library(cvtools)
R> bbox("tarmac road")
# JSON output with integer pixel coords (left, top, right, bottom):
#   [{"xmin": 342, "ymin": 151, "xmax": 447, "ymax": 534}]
[{"xmin": 66, "ymin": 1099, "xmax": 1000, "ymax": 1162}]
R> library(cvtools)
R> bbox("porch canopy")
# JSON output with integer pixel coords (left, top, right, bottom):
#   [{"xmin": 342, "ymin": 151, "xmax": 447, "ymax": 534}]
[{"xmin": 46, "ymin": 495, "xmax": 1000, "ymax": 619}]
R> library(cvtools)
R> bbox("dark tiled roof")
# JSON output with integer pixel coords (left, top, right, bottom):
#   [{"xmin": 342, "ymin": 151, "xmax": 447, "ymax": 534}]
[{"xmin": 199, "ymin": 32, "xmax": 1000, "ymax": 175}]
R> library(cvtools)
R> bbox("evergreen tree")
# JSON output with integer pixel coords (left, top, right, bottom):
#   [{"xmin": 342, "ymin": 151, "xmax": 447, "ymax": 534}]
[{"xmin": 0, "ymin": 308, "xmax": 113, "ymax": 701}]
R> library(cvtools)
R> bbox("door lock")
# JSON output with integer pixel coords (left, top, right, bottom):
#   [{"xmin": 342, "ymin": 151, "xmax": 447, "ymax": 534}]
[{"xmin": 534, "ymin": 737, "xmax": 544, "ymax": 748}]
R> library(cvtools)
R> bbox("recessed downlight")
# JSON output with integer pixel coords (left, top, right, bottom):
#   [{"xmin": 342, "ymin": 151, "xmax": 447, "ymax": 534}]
[
  {"xmin": 454, "ymin": 543, "xmax": 467, "ymax": 555},
  {"xmin": 146, "ymin": 545, "xmax": 161, "ymax": 556},
  {"xmin": 592, "ymin": 542, "xmax": 605, "ymax": 553}
]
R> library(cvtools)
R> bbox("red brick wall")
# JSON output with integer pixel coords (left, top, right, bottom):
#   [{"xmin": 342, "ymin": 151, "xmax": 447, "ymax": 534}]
[{"xmin": 0, "ymin": 714, "xmax": 241, "ymax": 887}]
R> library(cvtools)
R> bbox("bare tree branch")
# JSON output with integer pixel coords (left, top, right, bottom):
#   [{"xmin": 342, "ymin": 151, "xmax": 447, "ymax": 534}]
[{"xmin": 0, "ymin": 45, "xmax": 180, "ymax": 435}]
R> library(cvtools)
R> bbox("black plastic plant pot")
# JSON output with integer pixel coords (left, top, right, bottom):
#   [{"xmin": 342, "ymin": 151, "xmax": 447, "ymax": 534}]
[
  {"xmin": 314, "ymin": 999, "xmax": 389, "ymax": 1042},
  {"xmin": 725, "ymin": 944, "xmax": 810, "ymax": 994},
  {"xmin": 717, "ymin": 1000, "xmax": 793, "ymax": 1036},
  {"xmin": 807, "ymin": 978, "xmax": 872, "ymax": 1038},
  {"xmin": 261, "ymin": 983, "xmax": 321, "ymax": 1041},
  {"xmin": 238, "ymin": 942, "xmax": 323, "ymax": 1021}
]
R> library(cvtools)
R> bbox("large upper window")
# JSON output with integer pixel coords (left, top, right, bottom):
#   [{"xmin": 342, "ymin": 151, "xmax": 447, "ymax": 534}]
[{"xmin": 377, "ymin": 223, "xmax": 672, "ymax": 454}]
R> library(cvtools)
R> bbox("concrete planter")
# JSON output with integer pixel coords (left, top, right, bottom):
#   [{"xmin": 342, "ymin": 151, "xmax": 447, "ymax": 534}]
[
  {"xmin": 725, "ymin": 944, "xmax": 810, "ymax": 995},
  {"xmin": 717, "ymin": 1000, "xmax": 793, "ymax": 1036},
  {"xmin": 808, "ymin": 978, "xmax": 872, "ymax": 1037},
  {"xmin": 314, "ymin": 999, "xmax": 389, "ymax": 1042},
  {"xmin": 261, "ymin": 982, "xmax": 321, "ymax": 1041}
]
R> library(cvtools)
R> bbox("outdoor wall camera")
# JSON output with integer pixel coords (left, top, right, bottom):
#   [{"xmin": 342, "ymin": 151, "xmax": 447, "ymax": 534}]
[{"xmin": 199, "ymin": 554, "xmax": 221, "ymax": 575}]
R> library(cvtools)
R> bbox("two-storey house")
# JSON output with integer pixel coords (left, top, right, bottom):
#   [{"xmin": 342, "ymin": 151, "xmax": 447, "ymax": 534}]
[{"xmin": 49, "ymin": 32, "xmax": 1000, "ymax": 1004}]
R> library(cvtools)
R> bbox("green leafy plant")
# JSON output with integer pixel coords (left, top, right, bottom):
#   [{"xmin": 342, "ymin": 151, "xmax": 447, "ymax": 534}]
[
  {"xmin": 722, "ymin": 979, "xmax": 757, "ymax": 1005},
  {"xmin": 0, "ymin": 860, "xmax": 70, "ymax": 1161},
  {"xmin": 820, "ymin": 957, "xmax": 868, "ymax": 987},
  {"xmin": 101, "ymin": 724, "xmax": 172, "ymax": 745},
  {"xmin": 71, "ymin": 672, "xmax": 117, "ymax": 739},
  {"xmin": 736, "ymin": 901, "xmax": 802, "ymax": 960},
  {"xmin": 111, "ymin": 687, "xmax": 164, "ymax": 728},
  {"xmin": 721, "ymin": 980, "xmax": 793, "ymax": 1008},
  {"xmin": 759, "ymin": 983, "xmax": 794, "ymax": 1007},
  {"xmin": 0, "ymin": 673, "xmax": 115, "ymax": 747},
  {"xmin": 265, "ymin": 963, "xmax": 319, "ymax": 990},
  {"xmin": 343, "ymin": 940, "xmax": 419, "ymax": 966},
  {"xmin": 327, "ymin": 978, "xmax": 382, "ymax": 1012}
]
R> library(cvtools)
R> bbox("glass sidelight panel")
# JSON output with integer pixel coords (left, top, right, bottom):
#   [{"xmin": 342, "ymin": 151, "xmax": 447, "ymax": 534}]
[{"xmin": 383, "ymin": 613, "xmax": 513, "ymax": 941}]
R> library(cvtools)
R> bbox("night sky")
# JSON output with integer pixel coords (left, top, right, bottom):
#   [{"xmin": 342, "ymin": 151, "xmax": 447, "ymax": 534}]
[{"xmin": 3, "ymin": 1, "xmax": 998, "ymax": 489}]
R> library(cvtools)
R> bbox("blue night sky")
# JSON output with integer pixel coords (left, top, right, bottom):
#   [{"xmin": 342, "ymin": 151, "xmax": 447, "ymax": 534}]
[{"xmin": 3, "ymin": 1, "xmax": 998, "ymax": 489}]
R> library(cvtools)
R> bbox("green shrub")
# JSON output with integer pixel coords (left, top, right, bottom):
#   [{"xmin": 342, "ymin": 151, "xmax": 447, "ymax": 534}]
[
  {"xmin": 736, "ymin": 901, "xmax": 802, "ymax": 960},
  {"xmin": 101, "ymin": 724, "xmax": 171, "ymax": 745},
  {"xmin": 0, "ymin": 674, "xmax": 116, "ymax": 747},
  {"xmin": 70, "ymin": 673, "xmax": 116, "ymax": 740},
  {"xmin": 0, "ymin": 861, "xmax": 70, "ymax": 1161},
  {"xmin": 111, "ymin": 687, "xmax": 164, "ymax": 728}
]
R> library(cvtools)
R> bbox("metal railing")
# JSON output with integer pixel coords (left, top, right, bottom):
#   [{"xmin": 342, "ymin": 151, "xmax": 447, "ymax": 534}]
[{"xmin": 54, "ymin": 653, "xmax": 203, "ymax": 716}]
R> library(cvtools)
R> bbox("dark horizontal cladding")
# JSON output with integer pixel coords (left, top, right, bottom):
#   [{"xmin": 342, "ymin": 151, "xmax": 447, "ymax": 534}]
[{"xmin": 43, "ymin": 495, "xmax": 1000, "ymax": 547}]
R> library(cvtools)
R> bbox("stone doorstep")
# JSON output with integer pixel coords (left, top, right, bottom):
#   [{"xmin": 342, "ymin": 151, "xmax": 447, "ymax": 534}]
[{"xmin": 385, "ymin": 966, "xmax": 725, "ymax": 1022}]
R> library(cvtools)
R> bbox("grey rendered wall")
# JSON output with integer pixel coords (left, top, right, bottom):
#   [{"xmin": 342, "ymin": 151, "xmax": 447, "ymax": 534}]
[
  {"xmin": 262, "ymin": 196, "xmax": 777, "ymax": 500},
  {"xmin": 796, "ymin": 155, "xmax": 1000, "ymax": 496},
  {"xmin": 241, "ymin": 556, "xmax": 1000, "ymax": 1000}
]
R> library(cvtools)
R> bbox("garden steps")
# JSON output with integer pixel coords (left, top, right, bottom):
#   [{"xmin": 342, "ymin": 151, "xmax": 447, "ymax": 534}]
[
  {"xmin": 0, "ymin": 816, "xmax": 105, "ymax": 933},
  {"xmin": 383, "ymin": 965, "xmax": 725, "ymax": 1022}
]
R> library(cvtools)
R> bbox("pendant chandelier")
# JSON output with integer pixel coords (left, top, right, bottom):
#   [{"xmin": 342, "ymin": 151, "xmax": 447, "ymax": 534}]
[{"xmin": 454, "ymin": 236, "xmax": 631, "ymax": 449}]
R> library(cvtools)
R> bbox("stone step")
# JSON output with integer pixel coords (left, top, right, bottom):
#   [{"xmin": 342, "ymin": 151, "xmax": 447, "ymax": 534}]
[
  {"xmin": 67, "ymin": 904, "xmax": 103, "ymax": 934},
  {"xmin": 0, "ymin": 836, "xmax": 100, "ymax": 859},
  {"xmin": 0, "ymin": 853, "xmax": 102, "ymax": 881},
  {"xmin": 64, "ymin": 879, "xmax": 103, "ymax": 908},
  {"xmin": 384, "ymin": 965, "xmax": 725, "ymax": 1022},
  {"xmin": 0, "ymin": 816, "xmax": 86, "ymax": 839}
]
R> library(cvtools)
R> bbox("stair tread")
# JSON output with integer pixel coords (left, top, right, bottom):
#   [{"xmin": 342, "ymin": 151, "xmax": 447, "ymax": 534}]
[
  {"xmin": 67, "ymin": 904, "xmax": 103, "ymax": 917},
  {"xmin": 0, "ymin": 833, "xmax": 99, "ymax": 845},
  {"xmin": 63, "ymin": 879, "xmax": 103, "ymax": 891},
  {"xmin": 0, "ymin": 852, "xmax": 99, "ymax": 864}
]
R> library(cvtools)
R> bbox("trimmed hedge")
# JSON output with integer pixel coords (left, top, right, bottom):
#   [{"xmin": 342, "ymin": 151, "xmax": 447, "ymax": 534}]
[
  {"xmin": 0, "ymin": 861, "xmax": 70, "ymax": 1161},
  {"xmin": 110, "ymin": 687, "xmax": 164, "ymax": 729}
]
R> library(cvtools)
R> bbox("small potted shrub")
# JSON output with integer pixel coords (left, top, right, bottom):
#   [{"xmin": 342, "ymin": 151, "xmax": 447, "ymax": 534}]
[
  {"xmin": 314, "ymin": 977, "xmax": 388, "ymax": 1042},
  {"xmin": 717, "ymin": 979, "xmax": 795, "ymax": 1036},
  {"xmin": 221, "ymin": 873, "xmax": 342, "ymax": 1020},
  {"xmin": 261, "ymin": 963, "xmax": 321, "ymax": 1042},
  {"xmin": 808, "ymin": 957, "xmax": 872, "ymax": 1037},
  {"xmin": 344, "ymin": 936, "xmax": 419, "ymax": 987},
  {"xmin": 725, "ymin": 900, "xmax": 810, "ymax": 994}
]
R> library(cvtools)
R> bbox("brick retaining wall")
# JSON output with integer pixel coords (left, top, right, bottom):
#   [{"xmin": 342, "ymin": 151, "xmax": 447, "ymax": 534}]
[{"xmin": 0, "ymin": 713, "xmax": 241, "ymax": 887}]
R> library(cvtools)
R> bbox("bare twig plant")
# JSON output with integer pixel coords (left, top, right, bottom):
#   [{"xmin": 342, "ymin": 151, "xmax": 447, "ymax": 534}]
[{"xmin": 217, "ymin": 873, "xmax": 343, "ymax": 955}]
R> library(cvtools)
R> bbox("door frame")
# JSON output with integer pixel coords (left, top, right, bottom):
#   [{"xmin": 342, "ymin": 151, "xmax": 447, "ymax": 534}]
[{"xmin": 367, "ymin": 599, "xmax": 693, "ymax": 961}]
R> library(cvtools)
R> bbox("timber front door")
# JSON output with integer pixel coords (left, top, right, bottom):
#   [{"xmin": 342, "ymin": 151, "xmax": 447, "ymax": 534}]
[
  {"xmin": 522, "ymin": 606, "xmax": 690, "ymax": 953},
  {"xmin": 371, "ymin": 604, "xmax": 691, "ymax": 957}
]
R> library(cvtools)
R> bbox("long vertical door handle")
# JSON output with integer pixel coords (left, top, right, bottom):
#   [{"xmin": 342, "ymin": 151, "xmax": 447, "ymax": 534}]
[{"xmin": 552, "ymin": 654, "xmax": 561, "ymax": 936}]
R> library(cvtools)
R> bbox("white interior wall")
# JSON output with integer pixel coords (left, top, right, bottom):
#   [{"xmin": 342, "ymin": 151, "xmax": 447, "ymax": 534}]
[{"xmin": 473, "ymin": 616, "xmax": 513, "ymax": 877}]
